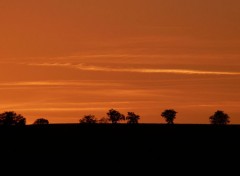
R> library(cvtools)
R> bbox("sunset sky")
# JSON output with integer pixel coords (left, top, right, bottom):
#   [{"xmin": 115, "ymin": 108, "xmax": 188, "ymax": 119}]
[{"xmin": 1, "ymin": 0, "xmax": 240, "ymax": 124}]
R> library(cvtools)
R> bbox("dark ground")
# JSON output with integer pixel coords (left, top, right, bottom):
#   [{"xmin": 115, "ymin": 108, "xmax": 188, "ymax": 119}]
[{"xmin": 0, "ymin": 124, "xmax": 239, "ymax": 173}]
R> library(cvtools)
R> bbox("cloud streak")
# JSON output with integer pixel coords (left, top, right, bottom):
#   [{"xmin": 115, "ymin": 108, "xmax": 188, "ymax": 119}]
[
  {"xmin": 0, "ymin": 81, "xmax": 121, "ymax": 87},
  {"xmin": 11, "ymin": 107, "xmax": 108, "ymax": 112},
  {"xmin": 29, "ymin": 63, "xmax": 240, "ymax": 75},
  {"xmin": 77, "ymin": 65, "xmax": 240, "ymax": 75}
]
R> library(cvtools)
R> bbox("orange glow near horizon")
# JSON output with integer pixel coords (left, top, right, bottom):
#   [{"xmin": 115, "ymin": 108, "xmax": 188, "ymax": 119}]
[{"xmin": 0, "ymin": 0, "xmax": 240, "ymax": 124}]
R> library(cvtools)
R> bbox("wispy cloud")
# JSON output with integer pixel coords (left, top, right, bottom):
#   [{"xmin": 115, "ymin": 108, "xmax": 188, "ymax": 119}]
[
  {"xmin": 11, "ymin": 107, "xmax": 108, "ymax": 112},
  {"xmin": 3, "ymin": 106, "xmax": 131, "ymax": 112},
  {"xmin": 25, "ymin": 53, "xmax": 240, "ymax": 65},
  {"xmin": 183, "ymin": 103, "xmax": 240, "ymax": 108},
  {"xmin": 76, "ymin": 65, "xmax": 240, "ymax": 75},
  {"xmin": 0, "ymin": 81, "xmax": 74, "ymax": 86},
  {"xmin": 0, "ymin": 81, "xmax": 121, "ymax": 87},
  {"xmin": 29, "ymin": 63, "xmax": 240, "ymax": 75},
  {"xmin": 28, "ymin": 63, "xmax": 72, "ymax": 67}
]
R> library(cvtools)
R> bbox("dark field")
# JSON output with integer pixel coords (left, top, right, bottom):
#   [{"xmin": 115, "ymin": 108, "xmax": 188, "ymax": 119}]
[
  {"xmin": 1, "ymin": 124, "xmax": 239, "ymax": 152},
  {"xmin": 1, "ymin": 124, "xmax": 239, "ymax": 172}
]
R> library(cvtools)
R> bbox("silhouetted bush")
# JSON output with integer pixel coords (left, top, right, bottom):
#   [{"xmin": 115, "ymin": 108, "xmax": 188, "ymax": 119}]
[
  {"xmin": 33, "ymin": 118, "xmax": 49, "ymax": 125},
  {"xmin": 80, "ymin": 115, "xmax": 97, "ymax": 124},
  {"xmin": 98, "ymin": 117, "xmax": 110, "ymax": 124}
]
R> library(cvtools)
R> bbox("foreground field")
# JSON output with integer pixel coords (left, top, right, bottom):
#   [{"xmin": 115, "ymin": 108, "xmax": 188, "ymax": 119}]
[
  {"xmin": 1, "ymin": 124, "xmax": 239, "ymax": 150},
  {"xmin": 1, "ymin": 124, "xmax": 239, "ymax": 172}
]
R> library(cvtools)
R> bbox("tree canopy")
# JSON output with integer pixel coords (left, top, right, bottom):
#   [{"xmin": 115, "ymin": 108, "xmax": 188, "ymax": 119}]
[
  {"xmin": 209, "ymin": 110, "xmax": 230, "ymax": 125},
  {"xmin": 0, "ymin": 111, "xmax": 26, "ymax": 126},
  {"xmin": 161, "ymin": 109, "xmax": 177, "ymax": 124},
  {"xmin": 126, "ymin": 112, "xmax": 140, "ymax": 124},
  {"xmin": 107, "ymin": 109, "xmax": 125, "ymax": 124}
]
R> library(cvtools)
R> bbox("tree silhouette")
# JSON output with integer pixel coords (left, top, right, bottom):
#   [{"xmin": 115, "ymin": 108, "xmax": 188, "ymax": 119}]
[
  {"xmin": 126, "ymin": 112, "xmax": 140, "ymax": 124},
  {"xmin": 33, "ymin": 118, "xmax": 49, "ymax": 125},
  {"xmin": 79, "ymin": 115, "xmax": 97, "ymax": 124},
  {"xmin": 209, "ymin": 110, "xmax": 230, "ymax": 125},
  {"xmin": 107, "ymin": 109, "xmax": 125, "ymax": 124},
  {"xmin": 0, "ymin": 111, "xmax": 26, "ymax": 126},
  {"xmin": 98, "ymin": 117, "xmax": 109, "ymax": 124},
  {"xmin": 161, "ymin": 109, "xmax": 177, "ymax": 124}
]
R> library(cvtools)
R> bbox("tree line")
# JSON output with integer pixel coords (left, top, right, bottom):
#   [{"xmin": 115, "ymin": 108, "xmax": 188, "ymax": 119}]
[{"xmin": 0, "ymin": 109, "xmax": 230, "ymax": 126}]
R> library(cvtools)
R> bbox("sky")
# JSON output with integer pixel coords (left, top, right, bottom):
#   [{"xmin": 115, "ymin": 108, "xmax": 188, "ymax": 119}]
[{"xmin": 0, "ymin": 0, "xmax": 240, "ymax": 124}]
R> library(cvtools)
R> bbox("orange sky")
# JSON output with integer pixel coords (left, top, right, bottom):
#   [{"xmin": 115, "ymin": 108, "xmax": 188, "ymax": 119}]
[{"xmin": 0, "ymin": 0, "xmax": 240, "ymax": 124}]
